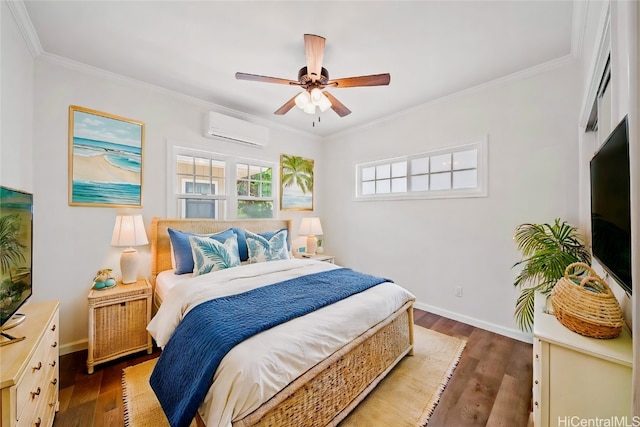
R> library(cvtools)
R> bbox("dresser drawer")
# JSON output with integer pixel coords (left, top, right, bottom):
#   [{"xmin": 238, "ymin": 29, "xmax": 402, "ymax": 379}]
[
  {"xmin": 1, "ymin": 302, "xmax": 60, "ymax": 427},
  {"xmin": 15, "ymin": 343, "xmax": 46, "ymax": 422}
]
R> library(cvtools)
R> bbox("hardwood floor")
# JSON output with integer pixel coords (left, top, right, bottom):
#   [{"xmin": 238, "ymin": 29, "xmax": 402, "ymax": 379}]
[{"xmin": 52, "ymin": 309, "xmax": 532, "ymax": 427}]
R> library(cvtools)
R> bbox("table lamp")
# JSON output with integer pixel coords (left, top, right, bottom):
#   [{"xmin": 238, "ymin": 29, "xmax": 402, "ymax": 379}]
[
  {"xmin": 299, "ymin": 217, "xmax": 323, "ymax": 255},
  {"xmin": 111, "ymin": 215, "xmax": 148, "ymax": 284}
]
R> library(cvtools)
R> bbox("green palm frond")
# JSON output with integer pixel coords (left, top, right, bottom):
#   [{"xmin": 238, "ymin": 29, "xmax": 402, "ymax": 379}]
[
  {"xmin": 0, "ymin": 214, "xmax": 26, "ymax": 275},
  {"xmin": 281, "ymin": 155, "xmax": 314, "ymax": 194},
  {"xmin": 512, "ymin": 218, "xmax": 590, "ymax": 331}
]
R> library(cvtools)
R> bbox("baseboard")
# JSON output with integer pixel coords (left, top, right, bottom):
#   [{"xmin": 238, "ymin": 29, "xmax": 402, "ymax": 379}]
[
  {"xmin": 59, "ymin": 305, "xmax": 530, "ymax": 354},
  {"xmin": 60, "ymin": 338, "xmax": 88, "ymax": 356},
  {"xmin": 413, "ymin": 301, "xmax": 533, "ymax": 344}
]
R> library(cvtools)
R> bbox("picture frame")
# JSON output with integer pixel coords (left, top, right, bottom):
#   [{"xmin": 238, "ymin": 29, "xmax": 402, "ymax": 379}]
[
  {"xmin": 280, "ymin": 154, "xmax": 314, "ymax": 211},
  {"xmin": 68, "ymin": 105, "xmax": 145, "ymax": 207}
]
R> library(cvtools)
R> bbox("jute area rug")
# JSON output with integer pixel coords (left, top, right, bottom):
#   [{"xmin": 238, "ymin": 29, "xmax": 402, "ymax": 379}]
[{"xmin": 122, "ymin": 326, "xmax": 466, "ymax": 427}]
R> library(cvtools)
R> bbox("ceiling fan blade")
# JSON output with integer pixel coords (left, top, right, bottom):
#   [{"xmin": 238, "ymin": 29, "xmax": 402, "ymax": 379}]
[
  {"xmin": 323, "ymin": 92, "xmax": 351, "ymax": 117},
  {"xmin": 327, "ymin": 73, "xmax": 391, "ymax": 88},
  {"xmin": 304, "ymin": 34, "xmax": 325, "ymax": 83},
  {"xmin": 274, "ymin": 94, "xmax": 298, "ymax": 115},
  {"xmin": 235, "ymin": 72, "xmax": 300, "ymax": 86}
]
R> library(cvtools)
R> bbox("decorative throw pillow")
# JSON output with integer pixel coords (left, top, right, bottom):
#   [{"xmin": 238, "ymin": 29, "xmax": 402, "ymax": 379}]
[
  {"xmin": 189, "ymin": 234, "xmax": 241, "ymax": 277},
  {"xmin": 231, "ymin": 228, "xmax": 249, "ymax": 261},
  {"xmin": 245, "ymin": 229, "xmax": 290, "ymax": 263},
  {"xmin": 234, "ymin": 228, "xmax": 291, "ymax": 261},
  {"xmin": 168, "ymin": 228, "xmax": 234, "ymax": 274}
]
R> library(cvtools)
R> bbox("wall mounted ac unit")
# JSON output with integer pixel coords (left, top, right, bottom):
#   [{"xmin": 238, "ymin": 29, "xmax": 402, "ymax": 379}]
[{"xmin": 204, "ymin": 111, "xmax": 269, "ymax": 148}]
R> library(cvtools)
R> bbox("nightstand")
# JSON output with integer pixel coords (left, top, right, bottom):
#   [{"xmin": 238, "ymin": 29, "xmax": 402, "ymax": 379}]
[
  {"xmin": 304, "ymin": 254, "xmax": 335, "ymax": 263},
  {"xmin": 87, "ymin": 278, "xmax": 152, "ymax": 374}
]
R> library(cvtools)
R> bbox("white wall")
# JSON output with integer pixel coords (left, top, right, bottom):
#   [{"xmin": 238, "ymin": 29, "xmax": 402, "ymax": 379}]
[
  {"xmin": 31, "ymin": 57, "xmax": 323, "ymax": 352},
  {"xmin": 320, "ymin": 60, "xmax": 581, "ymax": 340},
  {"xmin": 1, "ymin": 1, "xmax": 34, "ymax": 191},
  {"xmin": 576, "ymin": 1, "xmax": 639, "ymax": 414}
]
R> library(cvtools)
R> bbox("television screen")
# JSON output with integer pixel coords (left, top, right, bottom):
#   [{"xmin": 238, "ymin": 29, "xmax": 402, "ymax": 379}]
[
  {"xmin": 0, "ymin": 186, "xmax": 33, "ymax": 328},
  {"xmin": 590, "ymin": 115, "xmax": 632, "ymax": 294}
]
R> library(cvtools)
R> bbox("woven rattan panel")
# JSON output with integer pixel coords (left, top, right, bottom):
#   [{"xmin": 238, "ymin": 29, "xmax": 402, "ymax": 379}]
[
  {"xmin": 234, "ymin": 306, "xmax": 412, "ymax": 427},
  {"xmin": 93, "ymin": 298, "xmax": 148, "ymax": 359}
]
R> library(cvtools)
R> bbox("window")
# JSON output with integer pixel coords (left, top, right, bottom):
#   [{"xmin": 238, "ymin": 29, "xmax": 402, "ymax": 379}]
[
  {"xmin": 236, "ymin": 162, "xmax": 274, "ymax": 218},
  {"xmin": 356, "ymin": 139, "xmax": 487, "ymax": 200},
  {"xmin": 176, "ymin": 154, "xmax": 226, "ymax": 218},
  {"xmin": 170, "ymin": 145, "xmax": 276, "ymax": 219}
]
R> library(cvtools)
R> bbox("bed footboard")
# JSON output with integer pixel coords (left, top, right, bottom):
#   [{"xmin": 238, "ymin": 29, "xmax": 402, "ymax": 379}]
[{"xmin": 228, "ymin": 300, "xmax": 414, "ymax": 427}]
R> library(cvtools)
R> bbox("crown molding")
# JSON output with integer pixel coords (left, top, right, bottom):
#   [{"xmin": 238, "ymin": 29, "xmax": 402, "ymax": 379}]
[
  {"xmin": 37, "ymin": 52, "xmax": 320, "ymax": 140},
  {"xmin": 326, "ymin": 54, "xmax": 578, "ymax": 140},
  {"xmin": 571, "ymin": 0, "xmax": 588, "ymax": 58},
  {"xmin": 6, "ymin": 0, "xmax": 42, "ymax": 58}
]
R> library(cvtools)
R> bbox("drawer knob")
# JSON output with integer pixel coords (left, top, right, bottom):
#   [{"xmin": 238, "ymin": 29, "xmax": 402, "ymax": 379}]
[
  {"xmin": 35, "ymin": 417, "xmax": 42, "ymax": 427},
  {"xmin": 51, "ymin": 378, "xmax": 58, "ymax": 385},
  {"xmin": 535, "ymin": 380, "xmax": 539, "ymax": 385},
  {"xmin": 33, "ymin": 361, "xmax": 42, "ymax": 371},
  {"xmin": 534, "ymin": 401, "xmax": 539, "ymax": 406},
  {"xmin": 50, "ymin": 360, "xmax": 57, "ymax": 367},
  {"xmin": 30, "ymin": 387, "xmax": 41, "ymax": 399},
  {"xmin": 51, "ymin": 324, "xmax": 56, "ymax": 332},
  {"xmin": 52, "ymin": 341, "xmax": 58, "ymax": 348}
]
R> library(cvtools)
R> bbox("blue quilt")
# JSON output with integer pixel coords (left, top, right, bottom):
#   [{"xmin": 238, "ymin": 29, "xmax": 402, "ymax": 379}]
[{"xmin": 149, "ymin": 267, "xmax": 390, "ymax": 427}]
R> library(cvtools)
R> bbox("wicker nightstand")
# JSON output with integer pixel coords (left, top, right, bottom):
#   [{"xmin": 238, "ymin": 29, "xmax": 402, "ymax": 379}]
[
  {"xmin": 301, "ymin": 254, "xmax": 335, "ymax": 263},
  {"xmin": 87, "ymin": 278, "xmax": 152, "ymax": 374}
]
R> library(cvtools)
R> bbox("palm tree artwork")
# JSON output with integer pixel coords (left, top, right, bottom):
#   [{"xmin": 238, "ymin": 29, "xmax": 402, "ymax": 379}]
[{"xmin": 280, "ymin": 154, "xmax": 314, "ymax": 210}]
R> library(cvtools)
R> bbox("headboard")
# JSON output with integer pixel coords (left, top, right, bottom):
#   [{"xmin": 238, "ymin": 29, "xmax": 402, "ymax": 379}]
[{"xmin": 150, "ymin": 217, "xmax": 292, "ymax": 286}]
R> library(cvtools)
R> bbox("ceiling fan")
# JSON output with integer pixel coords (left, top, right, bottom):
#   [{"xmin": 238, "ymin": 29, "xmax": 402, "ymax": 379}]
[{"xmin": 235, "ymin": 34, "xmax": 390, "ymax": 117}]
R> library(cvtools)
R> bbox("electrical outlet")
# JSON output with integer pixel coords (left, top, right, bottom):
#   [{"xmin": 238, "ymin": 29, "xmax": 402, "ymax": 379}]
[{"xmin": 455, "ymin": 287, "xmax": 463, "ymax": 297}]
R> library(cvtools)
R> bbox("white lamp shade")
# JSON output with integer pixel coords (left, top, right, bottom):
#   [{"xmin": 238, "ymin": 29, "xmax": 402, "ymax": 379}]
[
  {"xmin": 310, "ymin": 88, "xmax": 323, "ymax": 105},
  {"xmin": 111, "ymin": 215, "xmax": 149, "ymax": 247},
  {"xmin": 299, "ymin": 217, "xmax": 323, "ymax": 236},
  {"xmin": 303, "ymin": 103, "xmax": 316, "ymax": 114},
  {"xmin": 318, "ymin": 94, "xmax": 332, "ymax": 112},
  {"xmin": 295, "ymin": 91, "xmax": 310, "ymax": 109}
]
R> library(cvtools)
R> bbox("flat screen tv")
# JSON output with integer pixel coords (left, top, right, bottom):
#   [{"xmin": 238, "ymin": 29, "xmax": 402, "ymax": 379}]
[
  {"xmin": 0, "ymin": 186, "xmax": 33, "ymax": 329},
  {"xmin": 590, "ymin": 115, "xmax": 632, "ymax": 295}
]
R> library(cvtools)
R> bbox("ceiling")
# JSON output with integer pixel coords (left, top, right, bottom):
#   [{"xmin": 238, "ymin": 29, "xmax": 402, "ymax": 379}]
[{"xmin": 20, "ymin": 1, "xmax": 576, "ymax": 137}]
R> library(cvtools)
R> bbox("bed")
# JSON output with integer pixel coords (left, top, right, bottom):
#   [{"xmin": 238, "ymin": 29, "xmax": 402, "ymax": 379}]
[{"xmin": 147, "ymin": 217, "xmax": 415, "ymax": 427}]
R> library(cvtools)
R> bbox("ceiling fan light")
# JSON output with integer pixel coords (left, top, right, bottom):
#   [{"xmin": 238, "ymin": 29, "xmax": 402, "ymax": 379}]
[
  {"xmin": 310, "ymin": 88, "xmax": 323, "ymax": 105},
  {"xmin": 318, "ymin": 94, "xmax": 332, "ymax": 112},
  {"xmin": 303, "ymin": 103, "xmax": 316, "ymax": 114},
  {"xmin": 295, "ymin": 91, "xmax": 310, "ymax": 109}
]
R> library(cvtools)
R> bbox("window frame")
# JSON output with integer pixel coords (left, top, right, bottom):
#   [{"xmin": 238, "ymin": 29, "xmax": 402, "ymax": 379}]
[
  {"xmin": 167, "ymin": 141, "xmax": 278, "ymax": 219},
  {"xmin": 354, "ymin": 137, "xmax": 488, "ymax": 201}
]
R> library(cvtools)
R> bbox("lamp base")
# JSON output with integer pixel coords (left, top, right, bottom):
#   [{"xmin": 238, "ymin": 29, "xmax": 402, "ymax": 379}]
[
  {"xmin": 306, "ymin": 235, "xmax": 318, "ymax": 255},
  {"xmin": 120, "ymin": 247, "xmax": 139, "ymax": 284}
]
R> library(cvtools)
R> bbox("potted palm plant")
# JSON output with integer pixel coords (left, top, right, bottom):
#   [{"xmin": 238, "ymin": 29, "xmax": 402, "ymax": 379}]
[{"xmin": 512, "ymin": 218, "xmax": 590, "ymax": 331}]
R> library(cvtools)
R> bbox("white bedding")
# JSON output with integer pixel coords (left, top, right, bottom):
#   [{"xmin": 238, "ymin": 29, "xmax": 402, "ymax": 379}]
[
  {"xmin": 147, "ymin": 258, "xmax": 415, "ymax": 427},
  {"xmin": 155, "ymin": 269, "xmax": 191, "ymax": 303}
]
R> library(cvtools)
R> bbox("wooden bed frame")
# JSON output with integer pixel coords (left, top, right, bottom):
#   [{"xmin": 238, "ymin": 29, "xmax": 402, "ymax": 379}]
[{"xmin": 149, "ymin": 217, "xmax": 414, "ymax": 427}]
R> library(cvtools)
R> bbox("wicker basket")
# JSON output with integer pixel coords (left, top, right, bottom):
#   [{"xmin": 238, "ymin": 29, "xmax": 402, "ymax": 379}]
[{"xmin": 550, "ymin": 262, "xmax": 624, "ymax": 339}]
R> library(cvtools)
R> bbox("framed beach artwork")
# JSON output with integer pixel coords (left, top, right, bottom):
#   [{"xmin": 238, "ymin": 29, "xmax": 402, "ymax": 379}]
[
  {"xmin": 68, "ymin": 106, "xmax": 144, "ymax": 207},
  {"xmin": 280, "ymin": 154, "xmax": 314, "ymax": 211}
]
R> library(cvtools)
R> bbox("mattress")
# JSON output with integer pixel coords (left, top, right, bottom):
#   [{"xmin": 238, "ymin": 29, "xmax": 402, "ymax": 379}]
[
  {"xmin": 155, "ymin": 269, "xmax": 191, "ymax": 303},
  {"xmin": 147, "ymin": 258, "xmax": 415, "ymax": 427}
]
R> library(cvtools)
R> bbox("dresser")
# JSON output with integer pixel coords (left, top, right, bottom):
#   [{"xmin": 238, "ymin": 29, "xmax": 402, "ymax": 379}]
[
  {"xmin": 532, "ymin": 294, "xmax": 632, "ymax": 426},
  {"xmin": 87, "ymin": 279, "xmax": 152, "ymax": 374},
  {"xmin": 0, "ymin": 301, "xmax": 60, "ymax": 427}
]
